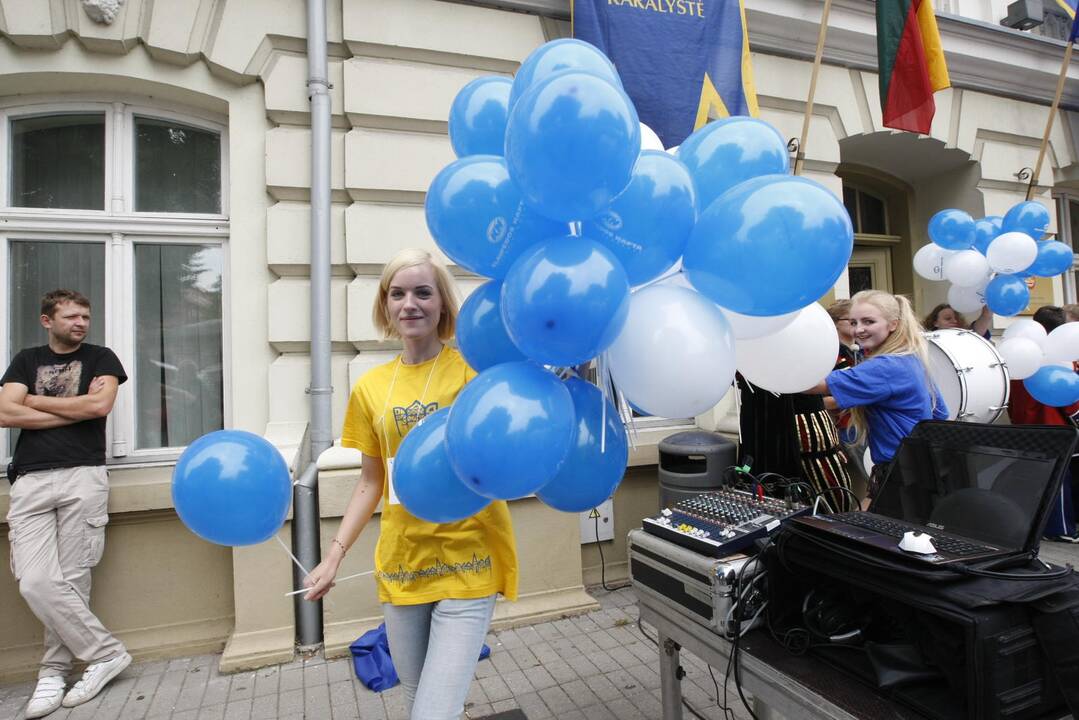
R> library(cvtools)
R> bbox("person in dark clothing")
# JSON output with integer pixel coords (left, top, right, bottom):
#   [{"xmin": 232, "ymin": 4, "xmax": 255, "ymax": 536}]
[{"xmin": 0, "ymin": 289, "xmax": 131, "ymax": 717}]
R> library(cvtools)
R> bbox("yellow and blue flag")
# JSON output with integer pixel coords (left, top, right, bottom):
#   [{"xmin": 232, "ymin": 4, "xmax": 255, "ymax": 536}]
[
  {"xmin": 1054, "ymin": 0, "xmax": 1079, "ymax": 42},
  {"xmin": 572, "ymin": 0, "xmax": 760, "ymax": 148}
]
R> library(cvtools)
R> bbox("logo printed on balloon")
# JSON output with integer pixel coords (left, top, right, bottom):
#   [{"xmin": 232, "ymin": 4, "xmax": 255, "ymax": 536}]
[
  {"xmin": 486, "ymin": 216, "xmax": 507, "ymax": 244},
  {"xmin": 488, "ymin": 201, "xmax": 534, "ymax": 272},
  {"xmin": 600, "ymin": 211, "xmax": 624, "ymax": 232},
  {"xmin": 593, "ymin": 211, "xmax": 644, "ymax": 254}
]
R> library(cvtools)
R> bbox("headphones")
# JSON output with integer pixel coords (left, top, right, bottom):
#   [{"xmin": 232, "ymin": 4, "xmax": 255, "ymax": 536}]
[{"xmin": 801, "ymin": 588, "xmax": 865, "ymax": 645}]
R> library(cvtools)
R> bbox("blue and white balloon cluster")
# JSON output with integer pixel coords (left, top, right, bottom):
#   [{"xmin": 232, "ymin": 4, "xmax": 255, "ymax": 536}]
[
  {"xmin": 998, "ymin": 319, "xmax": 1079, "ymax": 407},
  {"xmin": 400, "ymin": 39, "xmax": 855, "ymax": 521},
  {"xmin": 914, "ymin": 202, "xmax": 1070, "ymax": 317},
  {"xmin": 914, "ymin": 200, "xmax": 1078, "ymax": 406}
]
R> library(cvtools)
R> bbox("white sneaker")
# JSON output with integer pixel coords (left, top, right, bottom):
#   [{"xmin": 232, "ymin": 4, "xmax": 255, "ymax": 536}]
[
  {"xmin": 24, "ymin": 676, "xmax": 65, "ymax": 719},
  {"xmin": 61, "ymin": 652, "xmax": 131, "ymax": 708}
]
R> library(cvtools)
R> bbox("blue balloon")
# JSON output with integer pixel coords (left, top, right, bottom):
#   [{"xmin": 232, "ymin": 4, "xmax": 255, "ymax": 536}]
[
  {"xmin": 446, "ymin": 362, "xmax": 576, "ymax": 499},
  {"xmin": 1002, "ymin": 201, "xmax": 1051, "ymax": 239},
  {"xmin": 676, "ymin": 117, "xmax": 789, "ymax": 212},
  {"xmin": 172, "ymin": 430, "xmax": 291, "ymax": 546},
  {"xmin": 928, "ymin": 209, "xmax": 975, "ymax": 250},
  {"xmin": 505, "ymin": 71, "xmax": 640, "ymax": 222},
  {"xmin": 501, "ymin": 238, "xmax": 630, "ymax": 366},
  {"xmin": 1028, "ymin": 240, "xmax": 1073, "ymax": 277},
  {"xmin": 449, "ymin": 77, "xmax": 512, "ymax": 157},
  {"xmin": 508, "ymin": 38, "xmax": 622, "ymax": 111},
  {"xmin": 537, "ymin": 378, "xmax": 629, "ymax": 513},
  {"xmin": 1024, "ymin": 365, "xmax": 1079, "ymax": 407},
  {"xmin": 393, "ymin": 408, "xmax": 490, "ymax": 523},
  {"xmin": 456, "ymin": 280, "xmax": 526, "ymax": 371},
  {"xmin": 984, "ymin": 274, "xmax": 1030, "ymax": 316},
  {"xmin": 425, "ymin": 156, "xmax": 565, "ymax": 278},
  {"xmin": 972, "ymin": 217, "xmax": 1001, "ymax": 255},
  {"xmin": 582, "ymin": 150, "xmax": 698, "ymax": 285},
  {"xmin": 682, "ymin": 174, "xmax": 853, "ymax": 316}
]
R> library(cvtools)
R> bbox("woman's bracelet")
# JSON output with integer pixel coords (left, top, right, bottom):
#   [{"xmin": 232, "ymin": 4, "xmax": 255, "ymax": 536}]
[{"xmin": 332, "ymin": 537, "xmax": 348, "ymax": 556}]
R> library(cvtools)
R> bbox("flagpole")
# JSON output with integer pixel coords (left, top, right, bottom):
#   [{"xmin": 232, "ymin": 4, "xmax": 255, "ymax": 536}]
[
  {"xmin": 794, "ymin": 0, "xmax": 834, "ymax": 176},
  {"xmin": 1027, "ymin": 38, "xmax": 1075, "ymax": 201}
]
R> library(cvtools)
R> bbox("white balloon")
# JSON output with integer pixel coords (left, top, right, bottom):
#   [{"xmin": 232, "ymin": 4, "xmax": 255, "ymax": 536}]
[
  {"xmin": 943, "ymin": 250, "xmax": 990, "ymax": 288},
  {"xmin": 735, "ymin": 303, "xmax": 839, "ymax": 394},
  {"xmin": 666, "ymin": 144, "xmax": 680, "ymax": 156},
  {"xmin": 608, "ymin": 285, "xmax": 736, "ymax": 417},
  {"xmin": 947, "ymin": 283, "xmax": 985, "ymax": 314},
  {"xmin": 720, "ymin": 307, "xmax": 799, "ymax": 340},
  {"xmin": 1044, "ymin": 322, "xmax": 1079, "ymax": 363},
  {"xmin": 986, "ymin": 231, "xmax": 1037, "ymax": 275},
  {"xmin": 997, "ymin": 337, "xmax": 1044, "ymax": 380},
  {"xmin": 913, "ymin": 244, "xmax": 952, "ymax": 281},
  {"xmin": 1002, "ymin": 318, "xmax": 1048, "ymax": 348},
  {"xmin": 640, "ymin": 122, "xmax": 664, "ymax": 152}
]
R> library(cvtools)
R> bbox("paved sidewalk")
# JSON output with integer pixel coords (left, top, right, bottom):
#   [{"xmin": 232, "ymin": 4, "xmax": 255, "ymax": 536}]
[{"xmin": 0, "ymin": 585, "xmax": 755, "ymax": 720}]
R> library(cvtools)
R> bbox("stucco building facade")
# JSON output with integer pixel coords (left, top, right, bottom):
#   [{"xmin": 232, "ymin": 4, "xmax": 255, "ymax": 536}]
[{"xmin": 1, "ymin": 0, "xmax": 1078, "ymax": 682}]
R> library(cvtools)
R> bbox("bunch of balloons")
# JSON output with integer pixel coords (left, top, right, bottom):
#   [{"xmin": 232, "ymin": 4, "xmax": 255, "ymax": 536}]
[
  {"xmin": 914, "ymin": 201, "xmax": 1070, "ymax": 318},
  {"xmin": 914, "ymin": 200, "xmax": 1079, "ymax": 405},
  {"xmin": 998, "ymin": 319, "xmax": 1079, "ymax": 406},
  {"xmin": 411, "ymin": 38, "xmax": 855, "ymax": 520}
]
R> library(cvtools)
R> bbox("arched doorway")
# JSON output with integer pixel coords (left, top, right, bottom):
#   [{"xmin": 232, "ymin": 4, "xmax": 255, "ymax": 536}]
[{"xmin": 837, "ymin": 132, "xmax": 981, "ymax": 315}]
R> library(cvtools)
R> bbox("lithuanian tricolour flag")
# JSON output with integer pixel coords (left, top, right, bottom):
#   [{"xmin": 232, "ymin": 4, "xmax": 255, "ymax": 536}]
[{"xmin": 877, "ymin": 0, "xmax": 951, "ymax": 134}]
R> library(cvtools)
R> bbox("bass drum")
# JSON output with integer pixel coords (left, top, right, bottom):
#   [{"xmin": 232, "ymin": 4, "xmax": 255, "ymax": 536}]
[{"xmin": 924, "ymin": 328, "xmax": 1010, "ymax": 423}]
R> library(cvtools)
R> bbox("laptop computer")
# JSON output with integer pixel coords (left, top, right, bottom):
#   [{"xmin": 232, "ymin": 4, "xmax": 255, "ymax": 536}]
[{"xmin": 790, "ymin": 421, "xmax": 1079, "ymax": 566}]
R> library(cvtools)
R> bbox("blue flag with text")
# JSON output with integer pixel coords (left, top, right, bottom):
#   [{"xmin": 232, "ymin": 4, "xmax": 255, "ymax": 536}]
[
  {"xmin": 573, "ymin": 0, "xmax": 760, "ymax": 149},
  {"xmin": 1053, "ymin": 0, "xmax": 1079, "ymax": 41}
]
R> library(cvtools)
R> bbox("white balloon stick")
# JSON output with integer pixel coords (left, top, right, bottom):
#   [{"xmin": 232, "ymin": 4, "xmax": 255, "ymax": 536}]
[{"xmin": 285, "ymin": 570, "xmax": 376, "ymax": 597}]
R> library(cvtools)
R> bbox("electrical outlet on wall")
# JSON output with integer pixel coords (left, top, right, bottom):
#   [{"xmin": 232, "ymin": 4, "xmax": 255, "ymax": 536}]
[{"xmin": 579, "ymin": 499, "xmax": 614, "ymax": 544}]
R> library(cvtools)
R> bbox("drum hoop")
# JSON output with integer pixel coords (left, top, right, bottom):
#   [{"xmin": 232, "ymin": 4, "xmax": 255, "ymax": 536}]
[{"xmin": 925, "ymin": 331, "xmax": 971, "ymax": 407}]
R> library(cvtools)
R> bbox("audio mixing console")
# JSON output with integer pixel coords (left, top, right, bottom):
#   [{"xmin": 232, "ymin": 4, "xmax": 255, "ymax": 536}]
[{"xmin": 642, "ymin": 488, "xmax": 810, "ymax": 557}]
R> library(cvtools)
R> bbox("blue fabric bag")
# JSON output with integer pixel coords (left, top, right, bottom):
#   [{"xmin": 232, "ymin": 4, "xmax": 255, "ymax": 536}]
[
  {"xmin": 350, "ymin": 623, "xmax": 398, "ymax": 692},
  {"xmin": 350, "ymin": 623, "xmax": 492, "ymax": 692}
]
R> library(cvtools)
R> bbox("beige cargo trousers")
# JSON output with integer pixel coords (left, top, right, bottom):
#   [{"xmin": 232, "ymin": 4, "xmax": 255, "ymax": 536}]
[{"xmin": 7, "ymin": 466, "xmax": 127, "ymax": 678}]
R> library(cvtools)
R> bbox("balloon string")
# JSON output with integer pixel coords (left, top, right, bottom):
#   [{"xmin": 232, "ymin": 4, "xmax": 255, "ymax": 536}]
[
  {"xmin": 599, "ymin": 355, "xmax": 608, "ymax": 454},
  {"xmin": 275, "ymin": 534, "xmax": 311, "ymax": 576},
  {"xmin": 284, "ymin": 570, "xmax": 376, "ymax": 597}
]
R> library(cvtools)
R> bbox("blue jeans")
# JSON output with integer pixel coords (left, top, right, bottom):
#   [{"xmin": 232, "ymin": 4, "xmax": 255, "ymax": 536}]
[{"xmin": 382, "ymin": 595, "xmax": 497, "ymax": 720}]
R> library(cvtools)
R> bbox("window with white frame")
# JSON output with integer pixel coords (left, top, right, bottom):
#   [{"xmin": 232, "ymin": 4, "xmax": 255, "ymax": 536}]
[
  {"xmin": 1, "ymin": 100, "xmax": 228, "ymax": 462},
  {"xmin": 1054, "ymin": 194, "xmax": 1079, "ymax": 305}
]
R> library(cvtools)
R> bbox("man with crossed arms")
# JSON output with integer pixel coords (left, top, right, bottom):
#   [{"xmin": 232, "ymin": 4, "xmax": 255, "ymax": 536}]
[{"xmin": 1, "ymin": 289, "xmax": 131, "ymax": 718}]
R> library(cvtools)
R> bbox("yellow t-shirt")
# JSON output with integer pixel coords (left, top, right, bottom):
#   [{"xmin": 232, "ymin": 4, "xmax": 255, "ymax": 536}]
[{"xmin": 341, "ymin": 346, "xmax": 519, "ymax": 605}]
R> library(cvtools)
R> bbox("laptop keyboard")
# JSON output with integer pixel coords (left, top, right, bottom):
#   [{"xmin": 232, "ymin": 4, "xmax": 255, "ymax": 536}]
[{"xmin": 830, "ymin": 513, "xmax": 996, "ymax": 557}]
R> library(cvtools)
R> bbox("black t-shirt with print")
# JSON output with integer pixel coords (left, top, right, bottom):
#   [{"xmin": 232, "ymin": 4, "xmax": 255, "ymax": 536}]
[{"xmin": 1, "ymin": 343, "xmax": 127, "ymax": 474}]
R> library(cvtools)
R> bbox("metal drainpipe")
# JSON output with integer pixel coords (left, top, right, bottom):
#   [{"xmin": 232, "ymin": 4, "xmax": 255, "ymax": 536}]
[{"xmin": 293, "ymin": 0, "xmax": 333, "ymax": 651}]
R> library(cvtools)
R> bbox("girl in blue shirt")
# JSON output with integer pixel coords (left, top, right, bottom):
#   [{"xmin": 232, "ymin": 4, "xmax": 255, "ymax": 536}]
[{"xmin": 809, "ymin": 290, "xmax": 948, "ymax": 504}]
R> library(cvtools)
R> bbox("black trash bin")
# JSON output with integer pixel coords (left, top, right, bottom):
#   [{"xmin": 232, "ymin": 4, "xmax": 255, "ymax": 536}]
[{"xmin": 657, "ymin": 430, "xmax": 737, "ymax": 507}]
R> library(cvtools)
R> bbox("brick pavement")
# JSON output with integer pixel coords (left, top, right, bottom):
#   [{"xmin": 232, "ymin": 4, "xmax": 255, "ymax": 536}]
[{"xmin": 0, "ymin": 585, "xmax": 756, "ymax": 720}]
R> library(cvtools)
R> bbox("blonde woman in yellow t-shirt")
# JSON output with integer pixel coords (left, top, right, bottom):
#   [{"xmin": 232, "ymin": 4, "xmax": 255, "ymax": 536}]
[{"xmin": 303, "ymin": 249, "xmax": 518, "ymax": 720}]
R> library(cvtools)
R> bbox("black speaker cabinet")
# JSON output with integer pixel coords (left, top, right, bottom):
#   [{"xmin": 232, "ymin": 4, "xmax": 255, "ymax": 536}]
[{"xmin": 764, "ymin": 532, "xmax": 1067, "ymax": 720}]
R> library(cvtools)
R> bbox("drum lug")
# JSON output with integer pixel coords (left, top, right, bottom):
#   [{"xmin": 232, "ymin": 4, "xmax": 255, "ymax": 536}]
[
  {"xmin": 989, "ymin": 362, "xmax": 1005, "ymax": 369},
  {"xmin": 988, "ymin": 405, "xmax": 1008, "ymax": 411},
  {"xmin": 957, "ymin": 411, "xmax": 976, "ymax": 419},
  {"xmin": 959, "ymin": 366, "xmax": 974, "ymax": 374}
]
